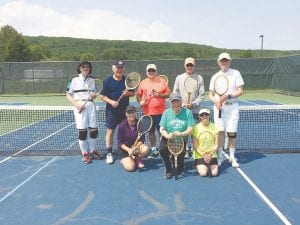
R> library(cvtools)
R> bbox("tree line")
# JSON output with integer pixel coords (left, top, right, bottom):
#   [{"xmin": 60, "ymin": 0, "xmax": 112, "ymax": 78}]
[{"xmin": 1, "ymin": 25, "xmax": 299, "ymax": 62}]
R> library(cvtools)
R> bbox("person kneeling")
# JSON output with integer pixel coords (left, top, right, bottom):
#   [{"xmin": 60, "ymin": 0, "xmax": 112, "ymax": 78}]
[{"xmin": 117, "ymin": 105, "xmax": 150, "ymax": 172}]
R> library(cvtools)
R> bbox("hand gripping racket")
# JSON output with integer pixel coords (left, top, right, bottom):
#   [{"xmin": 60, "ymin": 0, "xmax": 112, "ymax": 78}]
[
  {"xmin": 131, "ymin": 115, "xmax": 153, "ymax": 158},
  {"xmin": 196, "ymin": 131, "xmax": 215, "ymax": 178},
  {"xmin": 184, "ymin": 76, "xmax": 198, "ymax": 105},
  {"xmin": 167, "ymin": 135, "xmax": 185, "ymax": 180},
  {"xmin": 117, "ymin": 72, "xmax": 141, "ymax": 103},
  {"xmin": 145, "ymin": 74, "xmax": 169, "ymax": 102},
  {"xmin": 83, "ymin": 78, "xmax": 103, "ymax": 106},
  {"xmin": 213, "ymin": 74, "xmax": 229, "ymax": 118}
]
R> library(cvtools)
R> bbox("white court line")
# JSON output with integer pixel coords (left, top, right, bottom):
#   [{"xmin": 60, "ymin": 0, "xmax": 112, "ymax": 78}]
[
  {"xmin": 224, "ymin": 153, "xmax": 292, "ymax": 225},
  {"xmin": 0, "ymin": 156, "xmax": 58, "ymax": 203},
  {"xmin": 0, "ymin": 123, "xmax": 75, "ymax": 164}
]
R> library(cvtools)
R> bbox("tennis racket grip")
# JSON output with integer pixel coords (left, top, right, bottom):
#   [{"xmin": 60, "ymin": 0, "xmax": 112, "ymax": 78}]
[
  {"xmin": 218, "ymin": 109, "xmax": 222, "ymax": 118},
  {"xmin": 174, "ymin": 156, "xmax": 178, "ymax": 180},
  {"xmin": 207, "ymin": 162, "xmax": 212, "ymax": 178}
]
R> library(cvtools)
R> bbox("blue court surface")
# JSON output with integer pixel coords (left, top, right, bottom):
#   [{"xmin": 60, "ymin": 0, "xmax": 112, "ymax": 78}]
[{"xmin": 0, "ymin": 100, "xmax": 299, "ymax": 225}]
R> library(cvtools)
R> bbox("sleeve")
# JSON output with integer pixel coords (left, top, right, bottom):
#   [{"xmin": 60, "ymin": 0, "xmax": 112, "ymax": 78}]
[
  {"xmin": 159, "ymin": 110, "xmax": 167, "ymax": 129},
  {"xmin": 66, "ymin": 76, "xmax": 75, "ymax": 93},
  {"xmin": 100, "ymin": 78, "xmax": 109, "ymax": 97},
  {"xmin": 117, "ymin": 122, "xmax": 125, "ymax": 149},
  {"xmin": 235, "ymin": 70, "xmax": 245, "ymax": 87},
  {"xmin": 209, "ymin": 74, "xmax": 216, "ymax": 91},
  {"xmin": 173, "ymin": 76, "xmax": 180, "ymax": 93},
  {"xmin": 187, "ymin": 110, "xmax": 195, "ymax": 128}
]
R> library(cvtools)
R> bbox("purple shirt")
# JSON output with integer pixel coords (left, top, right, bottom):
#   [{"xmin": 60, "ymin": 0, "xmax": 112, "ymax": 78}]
[{"xmin": 117, "ymin": 118, "xmax": 145, "ymax": 149}]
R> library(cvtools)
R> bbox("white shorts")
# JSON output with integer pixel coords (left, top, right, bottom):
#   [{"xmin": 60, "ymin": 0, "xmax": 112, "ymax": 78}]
[
  {"xmin": 213, "ymin": 103, "xmax": 239, "ymax": 132},
  {"xmin": 73, "ymin": 101, "xmax": 98, "ymax": 129}
]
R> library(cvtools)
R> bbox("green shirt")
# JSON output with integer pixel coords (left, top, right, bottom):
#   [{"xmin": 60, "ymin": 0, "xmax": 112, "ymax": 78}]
[{"xmin": 160, "ymin": 107, "xmax": 195, "ymax": 133}]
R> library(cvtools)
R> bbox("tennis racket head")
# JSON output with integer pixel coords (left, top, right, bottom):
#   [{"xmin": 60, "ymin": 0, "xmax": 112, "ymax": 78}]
[
  {"xmin": 125, "ymin": 72, "xmax": 141, "ymax": 90},
  {"xmin": 197, "ymin": 131, "xmax": 215, "ymax": 155},
  {"xmin": 94, "ymin": 78, "xmax": 103, "ymax": 95},
  {"xmin": 214, "ymin": 74, "xmax": 229, "ymax": 96},
  {"xmin": 167, "ymin": 135, "xmax": 185, "ymax": 157},
  {"xmin": 152, "ymin": 75, "xmax": 169, "ymax": 92},
  {"xmin": 137, "ymin": 115, "xmax": 153, "ymax": 134},
  {"xmin": 184, "ymin": 76, "xmax": 198, "ymax": 93}
]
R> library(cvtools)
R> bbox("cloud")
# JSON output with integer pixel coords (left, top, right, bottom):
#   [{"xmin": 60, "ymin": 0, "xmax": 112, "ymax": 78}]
[{"xmin": 0, "ymin": 1, "xmax": 172, "ymax": 42}]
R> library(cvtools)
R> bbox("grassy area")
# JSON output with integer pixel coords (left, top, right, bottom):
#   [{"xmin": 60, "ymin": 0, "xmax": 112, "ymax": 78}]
[{"xmin": 0, "ymin": 90, "xmax": 299, "ymax": 105}]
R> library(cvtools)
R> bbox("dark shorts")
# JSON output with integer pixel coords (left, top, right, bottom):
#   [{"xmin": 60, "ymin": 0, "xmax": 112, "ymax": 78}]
[
  {"xmin": 150, "ymin": 114, "xmax": 162, "ymax": 133},
  {"xmin": 105, "ymin": 109, "xmax": 126, "ymax": 129},
  {"xmin": 195, "ymin": 158, "xmax": 218, "ymax": 166}
]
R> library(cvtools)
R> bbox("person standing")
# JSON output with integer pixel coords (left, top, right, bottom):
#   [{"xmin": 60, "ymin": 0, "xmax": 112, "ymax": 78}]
[
  {"xmin": 100, "ymin": 60, "xmax": 135, "ymax": 164},
  {"xmin": 66, "ymin": 61, "xmax": 102, "ymax": 164},
  {"xmin": 209, "ymin": 52, "xmax": 244, "ymax": 167},
  {"xmin": 137, "ymin": 64, "xmax": 170, "ymax": 159},
  {"xmin": 173, "ymin": 57, "xmax": 205, "ymax": 158},
  {"xmin": 159, "ymin": 93, "xmax": 195, "ymax": 179}
]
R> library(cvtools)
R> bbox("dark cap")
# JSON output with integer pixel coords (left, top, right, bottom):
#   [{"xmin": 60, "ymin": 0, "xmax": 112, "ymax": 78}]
[
  {"xmin": 169, "ymin": 92, "xmax": 181, "ymax": 102},
  {"xmin": 77, "ymin": 61, "xmax": 92, "ymax": 74},
  {"xmin": 126, "ymin": 105, "xmax": 136, "ymax": 113},
  {"xmin": 113, "ymin": 60, "xmax": 124, "ymax": 68}
]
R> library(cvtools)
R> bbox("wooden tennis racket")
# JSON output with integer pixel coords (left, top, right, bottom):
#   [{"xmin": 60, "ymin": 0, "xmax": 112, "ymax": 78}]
[
  {"xmin": 117, "ymin": 72, "xmax": 141, "ymax": 103},
  {"xmin": 213, "ymin": 74, "xmax": 229, "ymax": 118},
  {"xmin": 145, "ymin": 74, "xmax": 169, "ymax": 102},
  {"xmin": 167, "ymin": 135, "xmax": 185, "ymax": 180},
  {"xmin": 184, "ymin": 76, "xmax": 198, "ymax": 105},
  {"xmin": 83, "ymin": 78, "xmax": 103, "ymax": 106},
  {"xmin": 196, "ymin": 131, "xmax": 215, "ymax": 178}
]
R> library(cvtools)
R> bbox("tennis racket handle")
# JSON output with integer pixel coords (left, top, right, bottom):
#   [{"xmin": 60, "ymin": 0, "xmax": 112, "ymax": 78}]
[{"xmin": 218, "ymin": 109, "xmax": 221, "ymax": 118}]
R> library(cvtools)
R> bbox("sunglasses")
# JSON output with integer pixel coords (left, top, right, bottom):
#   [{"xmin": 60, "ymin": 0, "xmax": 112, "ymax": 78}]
[
  {"xmin": 199, "ymin": 113, "xmax": 209, "ymax": 117},
  {"xmin": 186, "ymin": 64, "xmax": 194, "ymax": 67},
  {"xmin": 81, "ymin": 65, "xmax": 90, "ymax": 69},
  {"xmin": 148, "ymin": 69, "xmax": 156, "ymax": 72}
]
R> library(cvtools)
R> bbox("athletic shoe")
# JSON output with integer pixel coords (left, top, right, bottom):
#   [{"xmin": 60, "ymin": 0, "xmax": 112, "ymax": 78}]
[
  {"xmin": 217, "ymin": 155, "xmax": 224, "ymax": 167},
  {"xmin": 164, "ymin": 171, "xmax": 173, "ymax": 179},
  {"xmin": 148, "ymin": 150, "xmax": 159, "ymax": 159},
  {"xmin": 184, "ymin": 151, "xmax": 190, "ymax": 159},
  {"xmin": 230, "ymin": 157, "xmax": 239, "ymax": 168},
  {"xmin": 136, "ymin": 159, "xmax": 145, "ymax": 169},
  {"xmin": 90, "ymin": 151, "xmax": 102, "ymax": 160},
  {"xmin": 106, "ymin": 153, "xmax": 114, "ymax": 164},
  {"xmin": 82, "ymin": 153, "xmax": 92, "ymax": 164}
]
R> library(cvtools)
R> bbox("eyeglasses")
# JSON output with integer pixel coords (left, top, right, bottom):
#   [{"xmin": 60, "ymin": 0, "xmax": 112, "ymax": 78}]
[
  {"xmin": 81, "ymin": 65, "xmax": 90, "ymax": 69},
  {"xmin": 186, "ymin": 64, "xmax": 194, "ymax": 67},
  {"xmin": 148, "ymin": 69, "xmax": 156, "ymax": 72},
  {"xmin": 220, "ymin": 59, "xmax": 230, "ymax": 63},
  {"xmin": 199, "ymin": 113, "xmax": 209, "ymax": 117}
]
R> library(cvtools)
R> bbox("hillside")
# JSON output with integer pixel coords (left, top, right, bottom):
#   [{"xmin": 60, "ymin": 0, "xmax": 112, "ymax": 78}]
[{"xmin": 25, "ymin": 36, "xmax": 300, "ymax": 61}]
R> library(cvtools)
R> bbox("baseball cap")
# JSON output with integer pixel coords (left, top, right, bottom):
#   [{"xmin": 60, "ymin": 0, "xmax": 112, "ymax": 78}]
[
  {"xmin": 126, "ymin": 105, "xmax": 136, "ymax": 113},
  {"xmin": 113, "ymin": 60, "xmax": 124, "ymax": 68},
  {"xmin": 146, "ymin": 64, "xmax": 157, "ymax": 71},
  {"xmin": 217, "ymin": 52, "xmax": 231, "ymax": 61},
  {"xmin": 185, "ymin": 57, "xmax": 195, "ymax": 66},
  {"xmin": 169, "ymin": 92, "xmax": 181, "ymax": 102},
  {"xmin": 199, "ymin": 108, "xmax": 210, "ymax": 115}
]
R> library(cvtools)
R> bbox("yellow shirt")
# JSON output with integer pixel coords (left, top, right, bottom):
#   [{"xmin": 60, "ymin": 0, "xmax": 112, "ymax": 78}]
[{"xmin": 191, "ymin": 122, "xmax": 219, "ymax": 159}]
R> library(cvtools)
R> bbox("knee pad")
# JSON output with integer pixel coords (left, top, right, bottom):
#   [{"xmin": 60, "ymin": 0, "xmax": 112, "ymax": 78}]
[
  {"xmin": 227, "ymin": 132, "xmax": 237, "ymax": 138},
  {"xmin": 89, "ymin": 128, "xmax": 98, "ymax": 139},
  {"xmin": 78, "ymin": 129, "xmax": 88, "ymax": 140}
]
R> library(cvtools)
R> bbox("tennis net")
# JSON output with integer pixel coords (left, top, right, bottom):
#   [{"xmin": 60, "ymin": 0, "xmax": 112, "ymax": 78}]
[{"xmin": 0, "ymin": 104, "xmax": 299, "ymax": 157}]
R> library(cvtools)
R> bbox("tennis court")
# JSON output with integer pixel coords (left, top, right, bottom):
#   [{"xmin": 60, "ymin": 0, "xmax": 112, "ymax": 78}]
[{"xmin": 0, "ymin": 98, "xmax": 299, "ymax": 225}]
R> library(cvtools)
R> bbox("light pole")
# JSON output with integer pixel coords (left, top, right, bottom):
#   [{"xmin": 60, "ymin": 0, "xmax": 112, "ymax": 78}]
[{"xmin": 259, "ymin": 35, "xmax": 264, "ymax": 57}]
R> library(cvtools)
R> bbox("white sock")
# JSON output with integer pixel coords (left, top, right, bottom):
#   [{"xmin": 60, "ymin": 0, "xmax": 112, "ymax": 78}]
[
  {"xmin": 79, "ymin": 140, "xmax": 89, "ymax": 155},
  {"xmin": 88, "ymin": 138, "xmax": 97, "ymax": 152},
  {"xmin": 217, "ymin": 147, "xmax": 223, "ymax": 159},
  {"xmin": 229, "ymin": 148, "xmax": 235, "ymax": 159}
]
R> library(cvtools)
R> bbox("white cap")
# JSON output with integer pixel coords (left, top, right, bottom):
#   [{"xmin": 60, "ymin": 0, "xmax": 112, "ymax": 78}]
[
  {"xmin": 146, "ymin": 64, "xmax": 157, "ymax": 71},
  {"xmin": 198, "ymin": 108, "xmax": 210, "ymax": 115},
  {"xmin": 217, "ymin": 52, "xmax": 231, "ymax": 61},
  {"xmin": 184, "ymin": 57, "xmax": 195, "ymax": 66}
]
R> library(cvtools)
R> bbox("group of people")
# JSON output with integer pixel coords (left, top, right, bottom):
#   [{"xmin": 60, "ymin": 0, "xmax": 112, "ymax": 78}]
[{"xmin": 66, "ymin": 52, "xmax": 244, "ymax": 178}]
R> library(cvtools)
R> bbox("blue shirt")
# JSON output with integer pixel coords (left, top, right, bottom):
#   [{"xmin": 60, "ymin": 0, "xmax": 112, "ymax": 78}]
[
  {"xmin": 100, "ymin": 75, "xmax": 129, "ymax": 112},
  {"xmin": 117, "ymin": 118, "xmax": 145, "ymax": 149}
]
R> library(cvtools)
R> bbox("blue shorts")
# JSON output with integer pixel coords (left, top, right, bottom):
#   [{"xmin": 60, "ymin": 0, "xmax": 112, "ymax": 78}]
[
  {"xmin": 150, "ymin": 114, "xmax": 162, "ymax": 133},
  {"xmin": 105, "ymin": 109, "xmax": 126, "ymax": 129}
]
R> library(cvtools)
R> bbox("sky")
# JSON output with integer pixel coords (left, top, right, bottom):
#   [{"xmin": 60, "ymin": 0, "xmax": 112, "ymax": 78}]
[{"xmin": 0, "ymin": 0, "xmax": 299, "ymax": 50}]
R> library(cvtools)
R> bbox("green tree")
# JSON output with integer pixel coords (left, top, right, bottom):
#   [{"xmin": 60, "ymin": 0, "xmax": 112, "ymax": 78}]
[
  {"xmin": 29, "ymin": 45, "xmax": 51, "ymax": 61},
  {"xmin": 101, "ymin": 47, "xmax": 127, "ymax": 60},
  {"xmin": 0, "ymin": 25, "xmax": 31, "ymax": 61},
  {"xmin": 80, "ymin": 53, "xmax": 96, "ymax": 61},
  {"xmin": 241, "ymin": 49, "xmax": 253, "ymax": 58}
]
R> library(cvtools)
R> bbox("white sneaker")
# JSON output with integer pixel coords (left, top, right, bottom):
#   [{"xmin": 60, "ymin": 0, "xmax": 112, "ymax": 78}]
[
  {"xmin": 184, "ymin": 151, "xmax": 190, "ymax": 159},
  {"xmin": 106, "ymin": 153, "xmax": 114, "ymax": 164},
  {"xmin": 217, "ymin": 154, "xmax": 223, "ymax": 166},
  {"xmin": 230, "ymin": 157, "xmax": 239, "ymax": 168}
]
